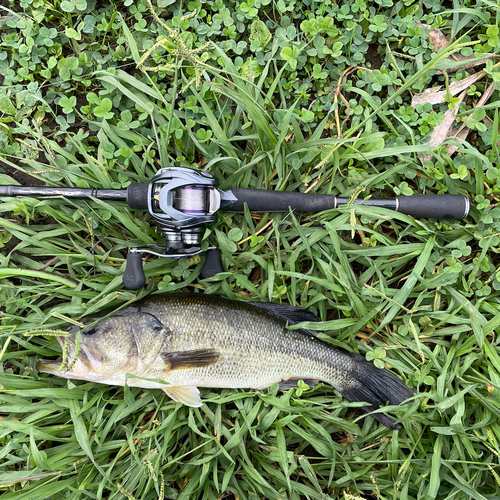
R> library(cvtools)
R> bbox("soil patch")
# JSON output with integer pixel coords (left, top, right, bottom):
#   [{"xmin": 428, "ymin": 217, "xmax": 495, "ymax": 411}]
[
  {"xmin": 0, "ymin": 159, "xmax": 45, "ymax": 186},
  {"xmin": 365, "ymin": 45, "xmax": 383, "ymax": 70}
]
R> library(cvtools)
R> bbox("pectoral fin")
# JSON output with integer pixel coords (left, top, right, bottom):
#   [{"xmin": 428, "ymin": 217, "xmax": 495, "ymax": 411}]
[
  {"xmin": 162, "ymin": 349, "xmax": 220, "ymax": 371},
  {"xmin": 164, "ymin": 386, "xmax": 202, "ymax": 407}
]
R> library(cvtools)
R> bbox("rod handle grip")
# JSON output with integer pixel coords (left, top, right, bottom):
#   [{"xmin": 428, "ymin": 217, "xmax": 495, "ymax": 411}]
[
  {"xmin": 396, "ymin": 195, "xmax": 470, "ymax": 219},
  {"xmin": 228, "ymin": 188, "xmax": 335, "ymax": 212}
]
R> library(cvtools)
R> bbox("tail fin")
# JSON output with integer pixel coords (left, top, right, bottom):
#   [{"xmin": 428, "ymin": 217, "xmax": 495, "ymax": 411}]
[{"xmin": 341, "ymin": 354, "xmax": 413, "ymax": 429}]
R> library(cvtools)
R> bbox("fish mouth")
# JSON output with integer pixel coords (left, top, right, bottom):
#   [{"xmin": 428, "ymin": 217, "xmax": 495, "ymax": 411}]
[
  {"xmin": 36, "ymin": 359, "xmax": 68, "ymax": 375},
  {"xmin": 37, "ymin": 335, "xmax": 79, "ymax": 375}
]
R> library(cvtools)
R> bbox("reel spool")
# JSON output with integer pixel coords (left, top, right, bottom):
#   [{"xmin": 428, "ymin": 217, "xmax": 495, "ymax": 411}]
[{"xmin": 176, "ymin": 186, "xmax": 210, "ymax": 214}]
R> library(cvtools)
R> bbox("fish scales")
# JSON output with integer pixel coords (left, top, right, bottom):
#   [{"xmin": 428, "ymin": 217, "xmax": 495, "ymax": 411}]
[
  {"xmin": 37, "ymin": 292, "xmax": 413, "ymax": 428},
  {"xmin": 138, "ymin": 294, "xmax": 355, "ymax": 390}
]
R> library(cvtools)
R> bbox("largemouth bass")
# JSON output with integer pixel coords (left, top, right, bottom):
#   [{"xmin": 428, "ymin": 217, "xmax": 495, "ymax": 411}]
[{"xmin": 38, "ymin": 293, "xmax": 413, "ymax": 428}]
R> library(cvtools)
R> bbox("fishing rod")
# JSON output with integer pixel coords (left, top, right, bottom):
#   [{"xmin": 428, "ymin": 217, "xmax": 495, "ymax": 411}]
[{"xmin": 0, "ymin": 167, "xmax": 470, "ymax": 290}]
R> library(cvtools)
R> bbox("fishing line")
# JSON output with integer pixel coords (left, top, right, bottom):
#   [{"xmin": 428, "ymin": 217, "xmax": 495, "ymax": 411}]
[{"xmin": 177, "ymin": 186, "xmax": 206, "ymax": 213}]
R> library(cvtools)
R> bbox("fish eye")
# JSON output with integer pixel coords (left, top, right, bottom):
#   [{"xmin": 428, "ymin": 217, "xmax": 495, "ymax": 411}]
[{"xmin": 83, "ymin": 326, "xmax": 98, "ymax": 336}]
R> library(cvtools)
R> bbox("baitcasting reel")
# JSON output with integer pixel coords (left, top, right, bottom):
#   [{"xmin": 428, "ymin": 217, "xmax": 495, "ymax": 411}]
[
  {"xmin": 0, "ymin": 166, "xmax": 470, "ymax": 290},
  {"xmin": 124, "ymin": 167, "xmax": 239, "ymax": 288}
]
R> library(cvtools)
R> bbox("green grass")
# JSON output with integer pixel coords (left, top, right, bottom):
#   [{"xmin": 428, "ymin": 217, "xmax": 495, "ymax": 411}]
[{"xmin": 1, "ymin": 0, "xmax": 500, "ymax": 498}]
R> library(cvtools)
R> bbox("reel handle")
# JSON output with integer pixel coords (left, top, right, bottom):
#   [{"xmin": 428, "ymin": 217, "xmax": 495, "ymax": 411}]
[{"xmin": 122, "ymin": 246, "xmax": 223, "ymax": 289}]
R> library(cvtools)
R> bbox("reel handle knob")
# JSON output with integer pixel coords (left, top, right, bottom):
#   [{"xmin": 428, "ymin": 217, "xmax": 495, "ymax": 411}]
[
  {"xmin": 200, "ymin": 248, "xmax": 224, "ymax": 279},
  {"xmin": 123, "ymin": 252, "xmax": 146, "ymax": 290}
]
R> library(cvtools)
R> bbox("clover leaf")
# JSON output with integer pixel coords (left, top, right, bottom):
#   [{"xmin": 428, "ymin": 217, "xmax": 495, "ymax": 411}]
[
  {"xmin": 475, "ymin": 195, "xmax": 490, "ymax": 211},
  {"xmin": 57, "ymin": 57, "xmax": 79, "ymax": 80},
  {"xmin": 366, "ymin": 347, "xmax": 387, "ymax": 369},
  {"xmin": 35, "ymin": 27, "xmax": 57, "ymax": 47},
  {"xmin": 240, "ymin": 0, "xmax": 258, "ymax": 17},
  {"xmin": 65, "ymin": 27, "xmax": 82, "ymax": 41},
  {"xmin": 228, "ymin": 228, "xmax": 243, "ymax": 242},
  {"xmin": 58, "ymin": 96, "xmax": 77, "ymax": 114},
  {"xmin": 61, "ymin": 0, "xmax": 87, "ymax": 13},
  {"xmin": 295, "ymin": 379, "xmax": 310, "ymax": 397},
  {"xmin": 93, "ymin": 98, "xmax": 114, "ymax": 119},
  {"xmin": 450, "ymin": 164, "xmax": 469, "ymax": 180},
  {"xmin": 394, "ymin": 181, "xmax": 414, "ymax": 196},
  {"xmin": 196, "ymin": 128, "xmax": 213, "ymax": 143},
  {"xmin": 312, "ymin": 63, "xmax": 328, "ymax": 79},
  {"xmin": 298, "ymin": 109, "xmax": 315, "ymax": 122},
  {"xmin": 465, "ymin": 108, "xmax": 487, "ymax": 133},
  {"xmin": 486, "ymin": 25, "xmax": 499, "ymax": 49},
  {"xmin": 369, "ymin": 15, "xmax": 388, "ymax": 33},
  {"xmin": 281, "ymin": 45, "xmax": 300, "ymax": 70}
]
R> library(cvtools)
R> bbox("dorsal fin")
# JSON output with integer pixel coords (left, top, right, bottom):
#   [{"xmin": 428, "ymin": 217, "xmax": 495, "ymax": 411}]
[{"xmin": 250, "ymin": 302, "xmax": 321, "ymax": 336}]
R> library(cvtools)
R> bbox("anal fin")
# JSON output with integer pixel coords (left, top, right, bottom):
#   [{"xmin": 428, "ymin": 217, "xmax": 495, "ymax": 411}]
[
  {"xmin": 164, "ymin": 386, "xmax": 202, "ymax": 407},
  {"xmin": 278, "ymin": 378, "xmax": 319, "ymax": 391}
]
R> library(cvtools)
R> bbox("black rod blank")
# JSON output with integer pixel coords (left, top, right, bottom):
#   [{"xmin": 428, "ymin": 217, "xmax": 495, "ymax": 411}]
[{"xmin": 0, "ymin": 185, "xmax": 128, "ymax": 201}]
